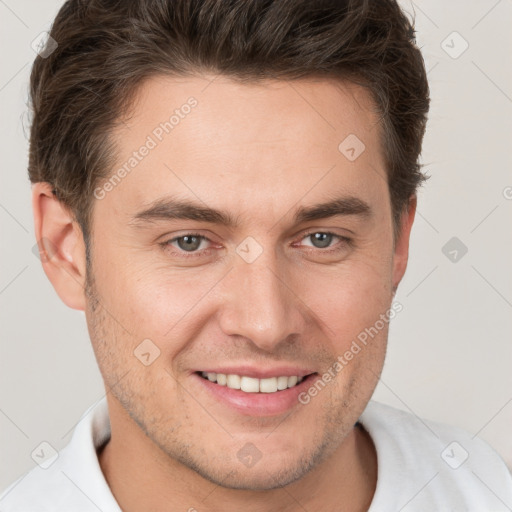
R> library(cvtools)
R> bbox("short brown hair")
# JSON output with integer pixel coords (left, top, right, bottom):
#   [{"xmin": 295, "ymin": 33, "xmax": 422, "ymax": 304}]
[{"xmin": 29, "ymin": 0, "xmax": 429, "ymax": 259}]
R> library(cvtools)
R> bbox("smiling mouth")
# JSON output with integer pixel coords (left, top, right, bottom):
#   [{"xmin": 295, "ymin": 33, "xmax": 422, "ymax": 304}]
[{"xmin": 196, "ymin": 371, "xmax": 317, "ymax": 393}]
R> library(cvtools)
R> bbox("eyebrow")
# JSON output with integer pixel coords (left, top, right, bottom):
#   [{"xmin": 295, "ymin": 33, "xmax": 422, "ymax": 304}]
[{"xmin": 129, "ymin": 195, "xmax": 372, "ymax": 228}]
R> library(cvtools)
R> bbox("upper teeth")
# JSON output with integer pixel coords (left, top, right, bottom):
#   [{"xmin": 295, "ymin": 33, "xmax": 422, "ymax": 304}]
[{"xmin": 201, "ymin": 372, "xmax": 304, "ymax": 393}]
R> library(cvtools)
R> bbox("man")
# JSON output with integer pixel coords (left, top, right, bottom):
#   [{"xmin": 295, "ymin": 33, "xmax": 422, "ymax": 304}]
[{"xmin": 1, "ymin": 0, "xmax": 511, "ymax": 510}]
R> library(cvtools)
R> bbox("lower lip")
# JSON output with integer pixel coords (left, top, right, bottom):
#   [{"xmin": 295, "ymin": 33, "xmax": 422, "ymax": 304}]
[{"xmin": 192, "ymin": 372, "xmax": 319, "ymax": 417}]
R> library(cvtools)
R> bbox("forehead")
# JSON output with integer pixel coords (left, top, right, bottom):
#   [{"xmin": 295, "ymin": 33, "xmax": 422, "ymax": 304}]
[
  {"xmin": 122, "ymin": 73, "xmax": 381, "ymax": 152},
  {"xmin": 100, "ymin": 74, "xmax": 387, "ymax": 224}
]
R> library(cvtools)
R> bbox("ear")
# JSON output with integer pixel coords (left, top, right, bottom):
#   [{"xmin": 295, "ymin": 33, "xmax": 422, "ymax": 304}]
[
  {"xmin": 391, "ymin": 195, "xmax": 417, "ymax": 295},
  {"xmin": 32, "ymin": 182, "xmax": 88, "ymax": 310}
]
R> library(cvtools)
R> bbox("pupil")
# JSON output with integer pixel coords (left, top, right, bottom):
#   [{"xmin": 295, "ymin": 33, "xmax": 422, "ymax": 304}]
[
  {"xmin": 312, "ymin": 233, "xmax": 331, "ymax": 248},
  {"xmin": 178, "ymin": 236, "xmax": 200, "ymax": 251}
]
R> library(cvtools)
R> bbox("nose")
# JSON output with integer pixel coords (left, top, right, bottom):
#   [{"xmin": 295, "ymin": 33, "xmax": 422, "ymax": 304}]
[{"xmin": 217, "ymin": 250, "xmax": 307, "ymax": 352}]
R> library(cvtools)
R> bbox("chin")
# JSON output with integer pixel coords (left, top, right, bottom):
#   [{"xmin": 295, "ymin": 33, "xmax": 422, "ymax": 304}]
[
  {"xmin": 174, "ymin": 439, "xmax": 330, "ymax": 491},
  {"xmin": 193, "ymin": 462, "xmax": 312, "ymax": 491}
]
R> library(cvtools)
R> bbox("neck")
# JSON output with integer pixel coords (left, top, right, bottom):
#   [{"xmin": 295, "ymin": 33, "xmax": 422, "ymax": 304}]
[{"xmin": 98, "ymin": 399, "xmax": 377, "ymax": 512}]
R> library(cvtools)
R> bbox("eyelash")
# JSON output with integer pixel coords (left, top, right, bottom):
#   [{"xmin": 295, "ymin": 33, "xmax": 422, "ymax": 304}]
[{"xmin": 159, "ymin": 230, "xmax": 353, "ymax": 259}]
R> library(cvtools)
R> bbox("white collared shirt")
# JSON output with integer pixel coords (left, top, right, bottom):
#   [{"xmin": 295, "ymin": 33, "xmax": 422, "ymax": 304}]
[{"xmin": 2, "ymin": 398, "xmax": 512, "ymax": 511}]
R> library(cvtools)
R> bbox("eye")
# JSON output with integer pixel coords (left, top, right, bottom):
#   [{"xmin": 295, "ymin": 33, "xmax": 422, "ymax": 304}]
[
  {"xmin": 163, "ymin": 233, "xmax": 211, "ymax": 254},
  {"xmin": 159, "ymin": 230, "xmax": 352, "ymax": 260},
  {"xmin": 303, "ymin": 232, "xmax": 335, "ymax": 249},
  {"xmin": 300, "ymin": 231, "xmax": 350, "ymax": 251}
]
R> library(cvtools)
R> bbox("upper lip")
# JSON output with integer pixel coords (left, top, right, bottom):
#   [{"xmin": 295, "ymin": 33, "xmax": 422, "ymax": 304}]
[{"xmin": 194, "ymin": 366, "xmax": 316, "ymax": 379}]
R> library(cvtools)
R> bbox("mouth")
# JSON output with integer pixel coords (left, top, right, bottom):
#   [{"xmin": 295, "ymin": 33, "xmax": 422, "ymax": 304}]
[
  {"xmin": 192, "ymin": 369, "xmax": 320, "ymax": 416},
  {"xmin": 196, "ymin": 371, "xmax": 315, "ymax": 393}
]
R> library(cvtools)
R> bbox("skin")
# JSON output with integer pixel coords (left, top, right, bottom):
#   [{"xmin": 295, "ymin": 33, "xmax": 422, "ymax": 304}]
[{"xmin": 32, "ymin": 74, "xmax": 416, "ymax": 511}]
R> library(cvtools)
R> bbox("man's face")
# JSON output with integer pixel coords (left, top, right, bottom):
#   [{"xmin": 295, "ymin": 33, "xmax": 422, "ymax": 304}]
[{"xmin": 86, "ymin": 75, "xmax": 406, "ymax": 489}]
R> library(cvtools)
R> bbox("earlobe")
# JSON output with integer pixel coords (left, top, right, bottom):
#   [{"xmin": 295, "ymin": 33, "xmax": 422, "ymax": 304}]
[
  {"xmin": 32, "ymin": 183, "xmax": 88, "ymax": 311},
  {"xmin": 391, "ymin": 195, "xmax": 417, "ymax": 293}
]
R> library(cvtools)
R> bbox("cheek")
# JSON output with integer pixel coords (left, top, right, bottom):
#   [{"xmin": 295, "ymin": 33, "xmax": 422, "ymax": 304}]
[
  {"xmin": 297, "ymin": 255, "xmax": 394, "ymax": 345},
  {"xmin": 96, "ymin": 257, "xmax": 225, "ymax": 342},
  {"xmin": 92, "ymin": 229, "xmax": 394, "ymax": 351}
]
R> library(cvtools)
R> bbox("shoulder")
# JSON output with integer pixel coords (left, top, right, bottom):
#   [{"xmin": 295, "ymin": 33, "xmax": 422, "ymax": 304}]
[
  {"xmin": 0, "ymin": 398, "xmax": 120, "ymax": 512},
  {"xmin": 0, "ymin": 462, "xmax": 85, "ymax": 512},
  {"xmin": 360, "ymin": 400, "xmax": 512, "ymax": 511},
  {"xmin": 360, "ymin": 400, "xmax": 512, "ymax": 512}
]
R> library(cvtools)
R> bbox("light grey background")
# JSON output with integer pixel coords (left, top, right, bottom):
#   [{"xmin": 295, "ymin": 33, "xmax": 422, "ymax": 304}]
[{"xmin": 1, "ymin": 0, "xmax": 511, "ymax": 492}]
